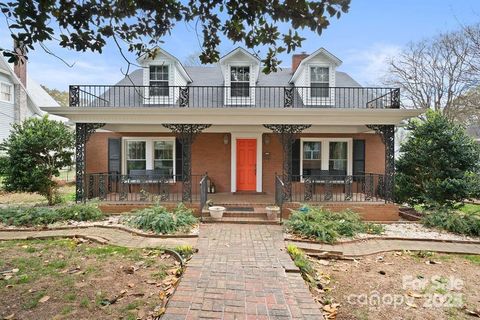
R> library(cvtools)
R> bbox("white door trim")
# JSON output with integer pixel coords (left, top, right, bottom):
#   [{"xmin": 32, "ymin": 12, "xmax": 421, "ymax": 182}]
[{"xmin": 230, "ymin": 132, "xmax": 263, "ymax": 192}]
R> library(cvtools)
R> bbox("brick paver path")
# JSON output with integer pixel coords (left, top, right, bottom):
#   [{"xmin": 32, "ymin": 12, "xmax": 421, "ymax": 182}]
[
  {"xmin": 287, "ymin": 239, "xmax": 480, "ymax": 258},
  {"xmin": 0, "ymin": 227, "xmax": 196, "ymax": 248},
  {"xmin": 163, "ymin": 224, "xmax": 322, "ymax": 320}
]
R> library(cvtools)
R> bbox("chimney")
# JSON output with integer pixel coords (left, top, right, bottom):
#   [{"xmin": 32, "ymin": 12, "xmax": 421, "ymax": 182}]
[
  {"xmin": 292, "ymin": 52, "xmax": 309, "ymax": 73},
  {"xmin": 13, "ymin": 41, "xmax": 27, "ymax": 87}
]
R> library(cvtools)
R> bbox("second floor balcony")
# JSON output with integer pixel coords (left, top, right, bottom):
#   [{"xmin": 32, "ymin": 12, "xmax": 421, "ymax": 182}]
[{"xmin": 70, "ymin": 85, "xmax": 400, "ymax": 109}]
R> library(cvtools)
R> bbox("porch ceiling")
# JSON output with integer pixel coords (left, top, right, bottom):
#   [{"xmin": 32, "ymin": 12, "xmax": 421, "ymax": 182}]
[{"xmin": 42, "ymin": 107, "xmax": 425, "ymax": 126}]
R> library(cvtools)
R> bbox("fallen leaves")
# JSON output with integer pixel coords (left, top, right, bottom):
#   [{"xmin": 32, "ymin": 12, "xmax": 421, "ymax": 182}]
[{"xmin": 38, "ymin": 296, "xmax": 50, "ymax": 303}]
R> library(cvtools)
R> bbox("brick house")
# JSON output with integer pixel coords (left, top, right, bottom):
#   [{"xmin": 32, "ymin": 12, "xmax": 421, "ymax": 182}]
[{"xmin": 43, "ymin": 47, "xmax": 423, "ymax": 219}]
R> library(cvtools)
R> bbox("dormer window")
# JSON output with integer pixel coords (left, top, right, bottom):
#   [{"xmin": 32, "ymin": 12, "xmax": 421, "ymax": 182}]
[
  {"xmin": 310, "ymin": 66, "xmax": 330, "ymax": 98},
  {"xmin": 230, "ymin": 66, "xmax": 250, "ymax": 97},
  {"xmin": 149, "ymin": 65, "xmax": 169, "ymax": 97}
]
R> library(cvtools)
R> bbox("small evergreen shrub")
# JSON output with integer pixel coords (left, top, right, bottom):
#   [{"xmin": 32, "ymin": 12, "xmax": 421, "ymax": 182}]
[
  {"xmin": 284, "ymin": 205, "xmax": 384, "ymax": 243},
  {"xmin": 422, "ymin": 208, "xmax": 480, "ymax": 237},
  {"xmin": 127, "ymin": 203, "xmax": 198, "ymax": 234},
  {"xmin": 0, "ymin": 204, "xmax": 104, "ymax": 227}
]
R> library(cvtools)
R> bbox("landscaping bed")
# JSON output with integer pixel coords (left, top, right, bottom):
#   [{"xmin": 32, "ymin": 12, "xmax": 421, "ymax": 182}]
[
  {"xmin": 0, "ymin": 239, "xmax": 184, "ymax": 320},
  {"xmin": 308, "ymin": 251, "xmax": 480, "ymax": 319}
]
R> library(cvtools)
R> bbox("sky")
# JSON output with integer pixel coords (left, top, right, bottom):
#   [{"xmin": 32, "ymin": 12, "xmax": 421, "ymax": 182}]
[{"xmin": 0, "ymin": 0, "xmax": 479, "ymax": 91}]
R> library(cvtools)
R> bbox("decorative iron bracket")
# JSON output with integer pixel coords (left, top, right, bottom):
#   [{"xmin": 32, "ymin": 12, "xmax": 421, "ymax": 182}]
[
  {"xmin": 162, "ymin": 124, "xmax": 211, "ymax": 202},
  {"xmin": 367, "ymin": 124, "xmax": 395, "ymax": 202},
  {"xmin": 264, "ymin": 124, "xmax": 312, "ymax": 201},
  {"xmin": 76, "ymin": 123, "xmax": 105, "ymax": 203}
]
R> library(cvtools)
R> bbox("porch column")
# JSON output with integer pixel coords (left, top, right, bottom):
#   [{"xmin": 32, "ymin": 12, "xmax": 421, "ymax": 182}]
[
  {"xmin": 75, "ymin": 123, "xmax": 104, "ymax": 203},
  {"xmin": 162, "ymin": 124, "xmax": 211, "ymax": 202},
  {"xmin": 263, "ymin": 124, "xmax": 311, "ymax": 200},
  {"xmin": 366, "ymin": 125, "xmax": 395, "ymax": 202}
]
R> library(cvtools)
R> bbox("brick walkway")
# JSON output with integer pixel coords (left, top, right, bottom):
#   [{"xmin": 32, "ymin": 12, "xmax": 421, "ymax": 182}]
[
  {"xmin": 0, "ymin": 227, "xmax": 196, "ymax": 248},
  {"xmin": 163, "ymin": 224, "xmax": 322, "ymax": 320},
  {"xmin": 287, "ymin": 239, "xmax": 480, "ymax": 258}
]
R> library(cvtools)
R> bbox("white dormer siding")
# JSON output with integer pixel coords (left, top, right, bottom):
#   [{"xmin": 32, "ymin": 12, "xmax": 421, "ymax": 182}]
[
  {"xmin": 290, "ymin": 48, "xmax": 342, "ymax": 107},
  {"xmin": 138, "ymin": 48, "xmax": 192, "ymax": 105},
  {"xmin": 219, "ymin": 48, "xmax": 260, "ymax": 106}
]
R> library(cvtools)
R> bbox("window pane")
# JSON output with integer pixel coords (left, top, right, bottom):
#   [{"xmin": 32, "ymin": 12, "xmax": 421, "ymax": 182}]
[
  {"xmin": 329, "ymin": 142, "xmax": 347, "ymax": 174},
  {"xmin": 302, "ymin": 141, "xmax": 322, "ymax": 176},
  {"xmin": 127, "ymin": 141, "xmax": 146, "ymax": 160},
  {"xmin": 127, "ymin": 160, "xmax": 146, "ymax": 174},
  {"xmin": 1, "ymin": 83, "xmax": 11, "ymax": 101},
  {"xmin": 154, "ymin": 160, "xmax": 174, "ymax": 176},
  {"xmin": 310, "ymin": 67, "xmax": 329, "ymax": 82},
  {"xmin": 154, "ymin": 141, "xmax": 174, "ymax": 160},
  {"xmin": 231, "ymin": 66, "xmax": 250, "ymax": 82},
  {"xmin": 150, "ymin": 65, "xmax": 169, "ymax": 81}
]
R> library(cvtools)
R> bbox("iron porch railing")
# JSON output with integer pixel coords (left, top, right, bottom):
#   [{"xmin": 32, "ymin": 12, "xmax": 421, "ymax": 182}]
[{"xmin": 70, "ymin": 85, "xmax": 400, "ymax": 109}]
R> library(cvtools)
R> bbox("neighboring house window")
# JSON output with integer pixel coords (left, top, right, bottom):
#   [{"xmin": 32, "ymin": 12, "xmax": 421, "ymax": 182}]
[
  {"xmin": 154, "ymin": 141, "xmax": 174, "ymax": 176},
  {"xmin": 126, "ymin": 141, "xmax": 146, "ymax": 174},
  {"xmin": 310, "ymin": 66, "xmax": 329, "ymax": 98},
  {"xmin": 301, "ymin": 138, "xmax": 352, "ymax": 177},
  {"xmin": 0, "ymin": 82, "xmax": 12, "ymax": 102},
  {"xmin": 149, "ymin": 65, "xmax": 169, "ymax": 97},
  {"xmin": 230, "ymin": 66, "xmax": 250, "ymax": 97},
  {"xmin": 302, "ymin": 141, "xmax": 322, "ymax": 176},
  {"xmin": 329, "ymin": 141, "xmax": 348, "ymax": 175}
]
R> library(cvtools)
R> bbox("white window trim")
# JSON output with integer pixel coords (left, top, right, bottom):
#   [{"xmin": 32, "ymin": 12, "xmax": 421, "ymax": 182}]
[
  {"xmin": 230, "ymin": 132, "xmax": 262, "ymax": 192},
  {"xmin": 122, "ymin": 137, "xmax": 176, "ymax": 177},
  {"xmin": 304, "ymin": 63, "xmax": 334, "ymax": 106},
  {"xmin": 225, "ymin": 63, "xmax": 255, "ymax": 106},
  {"xmin": 0, "ymin": 81, "xmax": 13, "ymax": 103},
  {"xmin": 144, "ymin": 62, "xmax": 174, "ymax": 105},
  {"xmin": 299, "ymin": 137, "xmax": 352, "ymax": 182}
]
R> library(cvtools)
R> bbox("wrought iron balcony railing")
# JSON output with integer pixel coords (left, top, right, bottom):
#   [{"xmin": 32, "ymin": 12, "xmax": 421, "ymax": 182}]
[{"xmin": 70, "ymin": 85, "xmax": 400, "ymax": 109}]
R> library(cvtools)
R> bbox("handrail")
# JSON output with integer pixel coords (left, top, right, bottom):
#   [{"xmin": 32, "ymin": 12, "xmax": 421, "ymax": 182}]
[
  {"xmin": 275, "ymin": 174, "xmax": 285, "ymax": 222},
  {"xmin": 199, "ymin": 172, "xmax": 208, "ymax": 222}
]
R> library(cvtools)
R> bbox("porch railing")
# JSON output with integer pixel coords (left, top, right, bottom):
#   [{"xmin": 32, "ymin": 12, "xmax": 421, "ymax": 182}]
[
  {"xmin": 85, "ymin": 173, "xmax": 205, "ymax": 202},
  {"xmin": 276, "ymin": 173, "xmax": 386, "ymax": 203},
  {"xmin": 70, "ymin": 85, "xmax": 400, "ymax": 109}
]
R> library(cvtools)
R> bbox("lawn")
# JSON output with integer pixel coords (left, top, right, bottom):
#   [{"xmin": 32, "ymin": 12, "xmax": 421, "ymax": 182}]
[
  {"xmin": 0, "ymin": 239, "xmax": 181, "ymax": 320},
  {"xmin": 0, "ymin": 184, "xmax": 75, "ymax": 206},
  {"xmin": 312, "ymin": 251, "xmax": 480, "ymax": 319}
]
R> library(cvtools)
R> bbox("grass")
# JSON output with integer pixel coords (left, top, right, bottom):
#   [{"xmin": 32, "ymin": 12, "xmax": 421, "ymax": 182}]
[
  {"xmin": 126, "ymin": 203, "xmax": 198, "ymax": 234},
  {"xmin": 0, "ymin": 184, "xmax": 75, "ymax": 206},
  {"xmin": 464, "ymin": 255, "xmax": 480, "ymax": 265},
  {"xmin": 284, "ymin": 205, "xmax": 384, "ymax": 243},
  {"xmin": 23, "ymin": 291, "xmax": 46, "ymax": 310}
]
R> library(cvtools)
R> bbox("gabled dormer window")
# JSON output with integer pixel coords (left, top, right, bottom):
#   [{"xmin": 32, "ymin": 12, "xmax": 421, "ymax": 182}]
[
  {"xmin": 230, "ymin": 66, "xmax": 250, "ymax": 97},
  {"xmin": 310, "ymin": 66, "xmax": 329, "ymax": 98},
  {"xmin": 149, "ymin": 65, "xmax": 169, "ymax": 97}
]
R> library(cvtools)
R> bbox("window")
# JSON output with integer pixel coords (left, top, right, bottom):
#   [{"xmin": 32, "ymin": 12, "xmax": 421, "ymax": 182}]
[
  {"xmin": 126, "ymin": 141, "xmax": 146, "ymax": 174},
  {"xmin": 302, "ymin": 141, "xmax": 322, "ymax": 176},
  {"xmin": 329, "ymin": 141, "xmax": 348, "ymax": 175},
  {"xmin": 300, "ymin": 138, "xmax": 352, "ymax": 178},
  {"xmin": 154, "ymin": 141, "xmax": 174, "ymax": 176},
  {"xmin": 310, "ymin": 66, "xmax": 329, "ymax": 98},
  {"xmin": 149, "ymin": 65, "xmax": 169, "ymax": 97},
  {"xmin": 230, "ymin": 66, "xmax": 250, "ymax": 97},
  {"xmin": 0, "ymin": 82, "xmax": 12, "ymax": 102}
]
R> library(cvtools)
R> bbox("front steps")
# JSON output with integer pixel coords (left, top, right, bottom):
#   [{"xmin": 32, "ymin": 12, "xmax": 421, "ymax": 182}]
[{"xmin": 201, "ymin": 205, "xmax": 281, "ymax": 225}]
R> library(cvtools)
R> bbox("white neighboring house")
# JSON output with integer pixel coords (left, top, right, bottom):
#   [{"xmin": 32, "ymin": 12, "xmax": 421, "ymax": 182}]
[{"xmin": 0, "ymin": 54, "xmax": 61, "ymax": 143}]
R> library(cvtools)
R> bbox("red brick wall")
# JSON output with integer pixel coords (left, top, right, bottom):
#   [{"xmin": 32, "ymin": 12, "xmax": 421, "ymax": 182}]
[{"xmin": 86, "ymin": 131, "xmax": 385, "ymax": 194}]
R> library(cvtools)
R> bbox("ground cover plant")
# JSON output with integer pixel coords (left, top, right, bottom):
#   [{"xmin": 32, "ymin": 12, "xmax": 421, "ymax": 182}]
[
  {"xmin": 126, "ymin": 203, "xmax": 198, "ymax": 234},
  {"xmin": 284, "ymin": 205, "xmax": 384, "ymax": 243},
  {"xmin": 421, "ymin": 207, "xmax": 480, "ymax": 237},
  {"xmin": 0, "ymin": 203, "xmax": 104, "ymax": 227},
  {"xmin": 0, "ymin": 239, "xmax": 180, "ymax": 320}
]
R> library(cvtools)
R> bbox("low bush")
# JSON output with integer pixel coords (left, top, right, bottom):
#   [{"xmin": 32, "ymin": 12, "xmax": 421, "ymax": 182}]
[
  {"xmin": 422, "ymin": 208, "xmax": 480, "ymax": 237},
  {"xmin": 0, "ymin": 203, "xmax": 104, "ymax": 227},
  {"xmin": 284, "ymin": 205, "xmax": 384, "ymax": 243},
  {"xmin": 126, "ymin": 203, "xmax": 198, "ymax": 234}
]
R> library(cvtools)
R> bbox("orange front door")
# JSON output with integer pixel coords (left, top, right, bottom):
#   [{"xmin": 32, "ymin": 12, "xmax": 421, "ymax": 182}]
[{"xmin": 236, "ymin": 139, "xmax": 257, "ymax": 191}]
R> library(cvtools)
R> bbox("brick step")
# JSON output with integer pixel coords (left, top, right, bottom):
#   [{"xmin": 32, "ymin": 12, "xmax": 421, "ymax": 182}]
[{"xmin": 202, "ymin": 216, "xmax": 280, "ymax": 225}]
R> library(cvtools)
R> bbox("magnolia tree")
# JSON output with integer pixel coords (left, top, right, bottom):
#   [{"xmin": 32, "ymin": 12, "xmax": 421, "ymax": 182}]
[
  {"xmin": 1, "ymin": 116, "xmax": 74, "ymax": 205},
  {"xmin": 396, "ymin": 111, "xmax": 480, "ymax": 208}
]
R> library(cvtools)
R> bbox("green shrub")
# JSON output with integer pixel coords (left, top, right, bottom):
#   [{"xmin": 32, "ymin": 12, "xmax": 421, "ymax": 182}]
[
  {"xmin": 284, "ymin": 205, "xmax": 384, "ymax": 243},
  {"xmin": 127, "ymin": 203, "xmax": 198, "ymax": 234},
  {"xmin": 422, "ymin": 208, "xmax": 480, "ymax": 236},
  {"xmin": 0, "ymin": 204, "xmax": 104, "ymax": 227}
]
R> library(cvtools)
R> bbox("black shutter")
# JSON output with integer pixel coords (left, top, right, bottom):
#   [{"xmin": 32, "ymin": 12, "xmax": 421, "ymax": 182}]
[
  {"xmin": 291, "ymin": 139, "xmax": 300, "ymax": 181},
  {"xmin": 175, "ymin": 138, "xmax": 183, "ymax": 180},
  {"xmin": 353, "ymin": 139, "xmax": 365, "ymax": 176},
  {"xmin": 108, "ymin": 138, "xmax": 121, "ymax": 174}
]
